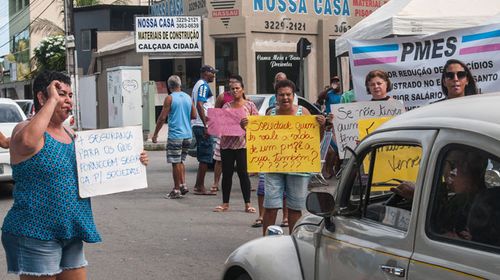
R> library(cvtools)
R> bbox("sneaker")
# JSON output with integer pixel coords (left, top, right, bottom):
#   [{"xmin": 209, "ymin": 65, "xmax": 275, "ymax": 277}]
[
  {"xmin": 165, "ymin": 190, "xmax": 182, "ymax": 199},
  {"xmin": 180, "ymin": 186, "xmax": 189, "ymax": 195}
]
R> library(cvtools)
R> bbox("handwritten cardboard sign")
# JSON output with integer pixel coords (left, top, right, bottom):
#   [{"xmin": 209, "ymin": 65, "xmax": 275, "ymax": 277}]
[
  {"xmin": 358, "ymin": 117, "xmax": 392, "ymax": 141},
  {"xmin": 358, "ymin": 117, "xmax": 421, "ymax": 191},
  {"xmin": 331, "ymin": 100, "xmax": 405, "ymax": 159},
  {"xmin": 369, "ymin": 145, "xmax": 422, "ymax": 192},
  {"xmin": 246, "ymin": 115, "xmax": 321, "ymax": 173},
  {"xmin": 75, "ymin": 126, "xmax": 147, "ymax": 198},
  {"xmin": 207, "ymin": 108, "xmax": 246, "ymax": 137}
]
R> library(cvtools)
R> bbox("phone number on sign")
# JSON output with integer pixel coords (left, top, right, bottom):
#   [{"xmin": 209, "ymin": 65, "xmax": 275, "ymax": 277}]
[
  {"xmin": 176, "ymin": 17, "xmax": 199, "ymax": 23},
  {"xmin": 176, "ymin": 23, "xmax": 200, "ymax": 28},
  {"xmin": 264, "ymin": 20, "xmax": 306, "ymax": 31}
]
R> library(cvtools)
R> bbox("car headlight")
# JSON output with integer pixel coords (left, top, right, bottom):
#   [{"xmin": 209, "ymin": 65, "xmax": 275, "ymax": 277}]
[{"xmin": 265, "ymin": 225, "xmax": 284, "ymax": 236}]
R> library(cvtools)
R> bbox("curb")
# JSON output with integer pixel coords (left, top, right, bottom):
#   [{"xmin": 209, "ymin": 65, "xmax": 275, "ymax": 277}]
[{"xmin": 144, "ymin": 141, "xmax": 166, "ymax": 151}]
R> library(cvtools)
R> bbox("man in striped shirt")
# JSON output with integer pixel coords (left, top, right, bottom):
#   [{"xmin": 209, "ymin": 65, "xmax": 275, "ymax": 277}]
[{"xmin": 191, "ymin": 65, "xmax": 218, "ymax": 195}]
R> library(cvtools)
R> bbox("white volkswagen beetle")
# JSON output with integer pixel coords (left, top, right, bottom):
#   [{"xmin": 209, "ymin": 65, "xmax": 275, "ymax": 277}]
[{"xmin": 222, "ymin": 93, "xmax": 500, "ymax": 280}]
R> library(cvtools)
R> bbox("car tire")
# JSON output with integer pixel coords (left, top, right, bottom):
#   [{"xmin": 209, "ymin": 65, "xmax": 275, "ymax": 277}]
[{"xmin": 235, "ymin": 273, "xmax": 251, "ymax": 280}]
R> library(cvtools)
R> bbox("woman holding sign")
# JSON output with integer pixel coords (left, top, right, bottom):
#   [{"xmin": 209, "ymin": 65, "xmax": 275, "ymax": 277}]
[
  {"xmin": 213, "ymin": 80, "xmax": 258, "ymax": 213},
  {"xmin": 259, "ymin": 79, "xmax": 326, "ymax": 235},
  {"xmin": 1, "ymin": 71, "xmax": 148, "ymax": 279}
]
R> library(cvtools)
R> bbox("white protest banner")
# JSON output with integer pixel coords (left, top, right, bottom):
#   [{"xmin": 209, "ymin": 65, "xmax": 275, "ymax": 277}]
[
  {"xmin": 349, "ymin": 23, "xmax": 500, "ymax": 110},
  {"xmin": 135, "ymin": 16, "xmax": 201, "ymax": 53},
  {"xmin": 331, "ymin": 100, "xmax": 405, "ymax": 159},
  {"xmin": 75, "ymin": 126, "xmax": 147, "ymax": 198}
]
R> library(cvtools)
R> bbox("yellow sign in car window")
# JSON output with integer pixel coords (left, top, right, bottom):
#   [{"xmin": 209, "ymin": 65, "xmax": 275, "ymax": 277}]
[
  {"xmin": 358, "ymin": 118, "xmax": 421, "ymax": 191},
  {"xmin": 370, "ymin": 145, "xmax": 422, "ymax": 191}
]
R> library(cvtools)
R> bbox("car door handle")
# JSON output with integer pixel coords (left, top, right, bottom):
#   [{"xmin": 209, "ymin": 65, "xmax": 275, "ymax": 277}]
[{"xmin": 380, "ymin": 265, "xmax": 405, "ymax": 277}]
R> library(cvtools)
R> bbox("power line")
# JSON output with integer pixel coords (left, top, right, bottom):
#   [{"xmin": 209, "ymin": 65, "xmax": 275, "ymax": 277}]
[
  {"xmin": 0, "ymin": 0, "xmax": 58, "ymax": 51},
  {"xmin": 0, "ymin": 0, "xmax": 48, "ymax": 35}
]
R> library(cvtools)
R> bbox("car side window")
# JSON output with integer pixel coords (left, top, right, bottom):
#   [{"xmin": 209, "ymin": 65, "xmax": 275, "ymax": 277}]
[
  {"xmin": 348, "ymin": 144, "xmax": 422, "ymax": 231},
  {"xmin": 429, "ymin": 145, "xmax": 500, "ymax": 250}
]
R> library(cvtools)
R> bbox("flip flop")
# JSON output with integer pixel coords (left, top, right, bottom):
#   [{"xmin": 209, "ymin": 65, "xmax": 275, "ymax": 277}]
[
  {"xmin": 194, "ymin": 189, "xmax": 216, "ymax": 195},
  {"xmin": 280, "ymin": 220, "xmax": 289, "ymax": 227},
  {"xmin": 213, "ymin": 205, "xmax": 229, "ymax": 212},
  {"xmin": 245, "ymin": 206, "xmax": 257, "ymax": 213},
  {"xmin": 251, "ymin": 218, "xmax": 263, "ymax": 228}
]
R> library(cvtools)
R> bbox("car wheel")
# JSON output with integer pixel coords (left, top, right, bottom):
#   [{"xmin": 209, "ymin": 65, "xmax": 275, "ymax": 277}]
[{"xmin": 235, "ymin": 273, "xmax": 251, "ymax": 280}]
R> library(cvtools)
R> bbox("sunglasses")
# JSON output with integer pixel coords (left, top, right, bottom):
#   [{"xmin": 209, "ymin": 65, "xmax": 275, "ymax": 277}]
[{"xmin": 444, "ymin": 71, "xmax": 467, "ymax": 80}]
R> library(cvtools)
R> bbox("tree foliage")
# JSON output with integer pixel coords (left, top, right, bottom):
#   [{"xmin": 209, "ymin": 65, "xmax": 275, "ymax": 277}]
[{"xmin": 33, "ymin": 35, "xmax": 66, "ymax": 72}]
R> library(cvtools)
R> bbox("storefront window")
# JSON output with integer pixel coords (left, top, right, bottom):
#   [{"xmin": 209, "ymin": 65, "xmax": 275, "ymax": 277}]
[
  {"xmin": 215, "ymin": 38, "xmax": 238, "ymax": 94},
  {"xmin": 255, "ymin": 52, "xmax": 300, "ymax": 95}
]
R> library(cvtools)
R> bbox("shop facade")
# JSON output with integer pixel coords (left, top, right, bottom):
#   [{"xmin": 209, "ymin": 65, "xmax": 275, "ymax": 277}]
[
  {"xmin": 145, "ymin": 0, "xmax": 387, "ymax": 100},
  {"xmin": 93, "ymin": 0, "xmax": 387, "ymax": 129},
  {"xmin": 204, "ymin": 0, "xmax": 388, "ymax": 100}
]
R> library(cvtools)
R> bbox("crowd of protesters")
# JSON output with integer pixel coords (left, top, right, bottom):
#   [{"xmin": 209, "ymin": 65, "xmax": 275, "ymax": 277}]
[{"xmin": 0, "ymin": 57, "xmax": 484, "ymax": 277}]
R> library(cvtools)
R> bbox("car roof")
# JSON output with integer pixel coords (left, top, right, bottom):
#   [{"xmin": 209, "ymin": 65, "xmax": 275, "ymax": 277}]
[
  {"xmin": 0, "ymin": 98, "xmax": 22, "ymax": 105},
  {"xmin": 379, "ymin": 92, "xmax": 500, "ymax": 140}
]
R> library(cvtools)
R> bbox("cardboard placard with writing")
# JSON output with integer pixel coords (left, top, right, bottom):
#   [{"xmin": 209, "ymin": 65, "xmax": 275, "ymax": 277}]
[
  {"xmin": 331, "ymin": 100, "xmax": 405, "ymax": 159},
  {"xmin": 75, "ymin": 126, "xmax": 147, "ymax": 198},
  {"xmin": 246, "ymin": 115, "xmax": 321, "ymax": 173},
  {"xmin": 358, "ymin": 117, "xmax": 421, "ymax": 191},
  {"xmin": 370, "ymin": 145, "xmax": 422, "ymax": 192},
  {"xmin": 358, "ymin": 117, "xmax": 421, "ymax": 190},
  {"xmin": 207, "ymin": 108, "xmax": 246, "ymax": 137},
  {"xmin": 358, "ymin": 117, "xmax": 393, "ymax": 141}
]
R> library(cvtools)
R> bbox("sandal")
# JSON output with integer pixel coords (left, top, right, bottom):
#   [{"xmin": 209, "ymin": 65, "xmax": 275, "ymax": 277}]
[
  {"xmin": 213, "ymin": 205, "xmax": 229, "ymax": 212},
  {"xmin": 194, "ymin": 187, "xmax": 216, "ymax": 195},
  {"xmin": 245, "ymin": 206, "xmax": 256, "ymax": 213},
  {"xmin": 210, "ymin": 186, "xmax": 219, "ymax": 193},
  {"xmin": 251, "ymin": 218, "xmax": 263, "ymax": 228}
]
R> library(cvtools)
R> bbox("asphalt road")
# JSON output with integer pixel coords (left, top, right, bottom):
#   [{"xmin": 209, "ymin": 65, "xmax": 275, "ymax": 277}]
[{"xmin": 0, "ymin": 151, "xmax": 312, "ymax": 280}]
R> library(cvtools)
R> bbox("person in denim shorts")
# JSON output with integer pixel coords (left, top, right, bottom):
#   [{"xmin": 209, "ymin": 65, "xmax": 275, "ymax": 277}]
[
  {"xmin": 1, "ymin": 71, "xmax": 149, "ymax": 278},
  {"xmin": 261, "ymin": 80, "xmax": 325, "ymax": 235},
  {"xmin": 152, "ymin": 75, "xmax": 196, "ymax": 199},
  {"xmin": 191, "ymin": 65, "xmax": 218, "ymax": 195}
]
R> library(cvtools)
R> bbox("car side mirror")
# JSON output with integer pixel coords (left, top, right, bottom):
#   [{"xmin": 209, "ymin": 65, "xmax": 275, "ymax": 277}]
[{"xmin": 306, "ymin": 192, "xmax": 335, "ymax": 217}]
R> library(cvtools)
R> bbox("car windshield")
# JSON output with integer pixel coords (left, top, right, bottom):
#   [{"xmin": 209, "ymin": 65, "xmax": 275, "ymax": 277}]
[
  {"xmin": 0, "ymin": 104, "xmax": 23, "ymax": 122},
  {"xmin": 15, "ymin": 101, "xmax": 32, "ymax": 116},
  {"xmin": 248, "ymin": 96, "xmax": 266, "ymax": 111}
]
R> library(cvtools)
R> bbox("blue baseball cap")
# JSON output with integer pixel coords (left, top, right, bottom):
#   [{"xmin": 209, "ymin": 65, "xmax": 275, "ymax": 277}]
[{"xmin": 200, "ymin": 65, "xmax": 218, "ymax": 73}]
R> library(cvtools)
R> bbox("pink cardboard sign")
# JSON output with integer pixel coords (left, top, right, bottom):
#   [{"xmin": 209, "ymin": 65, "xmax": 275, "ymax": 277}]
[{"xmin": 207, "ymin": 108, "xmax": 246, "ymax": 137}]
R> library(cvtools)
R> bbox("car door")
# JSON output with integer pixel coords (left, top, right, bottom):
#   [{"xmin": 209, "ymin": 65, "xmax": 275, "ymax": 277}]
[
  {"xmin": 314, "ymin": 130, "xmax": 437, "ymax": 280},
  {"xmin": 409, "ymin": 129, "xmax": 500, "ymax": 279}
]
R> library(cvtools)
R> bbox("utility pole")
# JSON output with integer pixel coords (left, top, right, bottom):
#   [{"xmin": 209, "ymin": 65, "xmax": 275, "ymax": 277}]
[
  {"xmin": 64, "ymin": 0, "xmax": 75, "ymax": 77},
  {"xmin": 64, "ymin": 0, "xmax": 80, "ymax": 130},
  {"xmin": 296, "ymin": 37, "xmax": 311, "ymax": 97}
]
